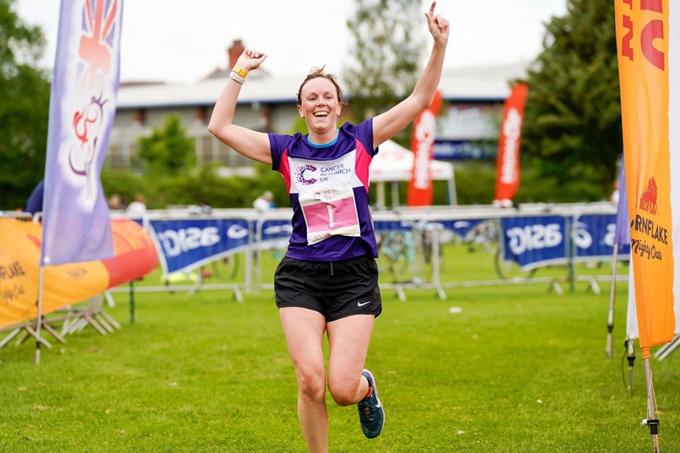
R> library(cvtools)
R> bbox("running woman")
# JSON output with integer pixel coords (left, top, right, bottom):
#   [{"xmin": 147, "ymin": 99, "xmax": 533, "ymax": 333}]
[{"xmin": 208, "ymin": 3, "xmax": 448, "ymax": 452}]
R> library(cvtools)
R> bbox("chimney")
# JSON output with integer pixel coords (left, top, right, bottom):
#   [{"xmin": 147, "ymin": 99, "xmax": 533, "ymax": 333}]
[{"xmin": 228, "ymin": 39, "xmax": 245, "ymax": 69}]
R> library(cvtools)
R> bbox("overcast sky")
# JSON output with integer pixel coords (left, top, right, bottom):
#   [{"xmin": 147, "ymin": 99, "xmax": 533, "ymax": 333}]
[{"xmin": 16, "ymin": 0, "xmax": 567, "ymax": 83}]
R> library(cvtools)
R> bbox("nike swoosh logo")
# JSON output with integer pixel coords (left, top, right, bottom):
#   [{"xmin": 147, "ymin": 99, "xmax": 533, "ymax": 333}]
[{"xmin": 357, "ymin": 300, "xmax": 372, "ymax": 307}]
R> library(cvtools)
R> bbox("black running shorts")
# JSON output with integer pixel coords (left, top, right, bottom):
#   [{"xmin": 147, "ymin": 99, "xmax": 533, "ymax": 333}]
[{"xmin": 274, "ymin": 255, "xmax": 382, "ymax": 322}]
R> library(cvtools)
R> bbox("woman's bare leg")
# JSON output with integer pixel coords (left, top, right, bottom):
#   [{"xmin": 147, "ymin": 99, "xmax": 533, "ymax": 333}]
[
  {"xmin": 279, "ymin": 307, "xmax": 328, "ymax": 453},
  {"xmin": 326, "ymin": 314, "xmax": 374, "ymax": 405}
]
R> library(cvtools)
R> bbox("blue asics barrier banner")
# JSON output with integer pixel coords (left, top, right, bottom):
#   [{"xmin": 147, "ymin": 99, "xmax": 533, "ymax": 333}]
[
  {"xmin": 149, "ymin": 218, "xmax": 250, "ymax": 275},
  {"xmin": 500, "ymin": 215, "xmax": 566, "ymax": 269},
  {"xmin": 573, "ymin": 214, "xmax": 631, "ymax": 260},
  {"xmin": 258, "ymin": 219, "xmax": 293, "ymax": 249},
  {"xmin": 430, "ymin": 219, "xmax": 487, "ymax": 239},
  {"xmin": 373, "ymin": 220, "xmax": 416, "ymax": 232},
  {"xmin": 260, "ymin": 220, "xmax": 293, "ymax": 241}
]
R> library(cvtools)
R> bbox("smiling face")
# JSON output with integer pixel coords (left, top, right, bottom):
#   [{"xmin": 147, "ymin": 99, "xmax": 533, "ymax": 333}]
[{"xmin": 297, "ymin": 76, "xmax": 343, "ymax": 136}]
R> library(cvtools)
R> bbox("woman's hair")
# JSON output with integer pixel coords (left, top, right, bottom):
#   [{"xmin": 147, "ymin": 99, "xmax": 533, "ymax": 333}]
[{"xmin": 296, "ymin": 67, "xmax": 345, "ymax": 106}]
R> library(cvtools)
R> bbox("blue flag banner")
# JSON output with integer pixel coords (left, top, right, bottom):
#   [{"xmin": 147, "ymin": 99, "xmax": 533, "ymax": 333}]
[
  {"xmin": 573, "ymin": 214, "xmax": 631, "ymax": 260},
  {"xmin": 500, "ymin": 215, "xmax": 567, "ymax": 269},
  {"xmin": 41, "ymin": 0, "xmax": 124, "ymax": 265},
  {"xmin": 149, "ymin": 218, "xmax": 251, "ymax": 275}
]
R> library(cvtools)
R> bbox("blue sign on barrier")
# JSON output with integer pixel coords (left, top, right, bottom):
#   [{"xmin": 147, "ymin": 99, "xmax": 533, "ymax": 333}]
[
  {"xmin": 431, "ymin": 219, "xmax": 487, "ymax": 239},
  {"xmin": 500, "ymin": 215, "xmax": 567, "ymax": 269},
  {"xmin": 149, "ymin": 218, "xmax": 250, "ymax": 274},
  {"xmin": 573, "ymin": 214, "xmax": 631, "ymax": 260},
  {"xmin": 373, "ymin": 220, "xmax": 416, "ymax": 232},
  {"xmin": 434, "ymin": 140, "xmax": 496, "ymax": 161},
  {"xmin": 260, "ymin": 219, "xmax": 293, "ymax": 241},
  {"xmin": 129, "ymin": 217, "xmax": 144, "ymax": 227}
]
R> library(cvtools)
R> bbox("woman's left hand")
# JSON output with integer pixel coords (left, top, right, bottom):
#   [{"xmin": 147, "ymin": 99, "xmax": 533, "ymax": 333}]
[{"xmin": 425, "ymin": 2, "xmax": 449, "ymax": 46}]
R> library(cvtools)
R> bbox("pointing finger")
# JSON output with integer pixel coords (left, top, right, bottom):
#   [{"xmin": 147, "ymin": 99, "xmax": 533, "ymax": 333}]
[{"xmin": 425, "ymin": 1, "xmax": 435, "ymax": 20}]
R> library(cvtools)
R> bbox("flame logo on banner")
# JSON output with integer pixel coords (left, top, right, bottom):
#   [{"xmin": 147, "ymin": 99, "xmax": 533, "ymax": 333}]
[{"xmin": 639, "ymin": 177, "xmax": 658, "ymax": 215}]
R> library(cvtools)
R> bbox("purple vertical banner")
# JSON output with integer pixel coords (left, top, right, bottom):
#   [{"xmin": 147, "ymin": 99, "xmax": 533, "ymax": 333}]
[
  {"xmin": 41, "ymin": 0, "xmax": 124, "ymax": 265},
  {"xmin": 614, "ymin": 163, "xmax": 630, "ymax": 247}
]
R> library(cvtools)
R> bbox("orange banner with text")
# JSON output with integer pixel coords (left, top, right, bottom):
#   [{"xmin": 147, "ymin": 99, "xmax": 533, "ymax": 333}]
[
  {"xmin": 408, "ymin": 91, "xmax": 442, "ymax": 206},
  {"xmin": 615, "ymin": 0, "xmax": 675, "ymax": 350},
  {"xmin": 494, "ymin": 83, "xmax": 528, "ymax": 204},
  {"xmin": 0, "ymin": 218, "xmax": 158, "ymax": 329}
]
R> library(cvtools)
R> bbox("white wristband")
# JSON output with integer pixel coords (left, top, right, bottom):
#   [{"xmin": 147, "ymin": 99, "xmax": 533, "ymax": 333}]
[{"xmin": 229, "ymin": 71, "xmax": 245, "ymax": 84}]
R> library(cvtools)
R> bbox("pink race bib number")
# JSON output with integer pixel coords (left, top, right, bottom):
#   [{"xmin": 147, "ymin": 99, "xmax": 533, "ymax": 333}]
[{"xmin": 299, "ymin": 185, "xmax": 361, "ymax": 245}]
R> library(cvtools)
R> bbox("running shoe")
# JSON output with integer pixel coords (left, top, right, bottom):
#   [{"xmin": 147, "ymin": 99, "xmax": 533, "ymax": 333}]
[{"xmin": 357, "ymin": 369, "xmax": 385, "ymax": 439}]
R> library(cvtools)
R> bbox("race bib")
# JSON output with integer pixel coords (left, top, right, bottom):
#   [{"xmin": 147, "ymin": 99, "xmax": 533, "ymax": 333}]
[{"xmin": 299, "ymin": 184, "xmax": 361, "ymax": 245}]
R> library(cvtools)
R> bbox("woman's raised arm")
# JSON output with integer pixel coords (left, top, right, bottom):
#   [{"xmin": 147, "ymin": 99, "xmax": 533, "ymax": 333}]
[
  {"xmin": 208, "ymin": 49, "xmax": 273, "ymax": 165},
  {"xmin": 372, "ymin": 2, "xmax": 449, "ymax": 146}
]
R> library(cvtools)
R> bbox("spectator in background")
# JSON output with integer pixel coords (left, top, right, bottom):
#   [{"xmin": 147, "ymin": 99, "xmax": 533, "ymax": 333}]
[
  {"xmin": 610, "ymin": 178, "xmax": 620, "ymax": 205},
  {"xmin": 126, "ymin": 194, "xmax": 147, "ymax": 215},
  {"xmin": 108, "ymin": 193, "xmax": 123, "ymax": 210},
  {"xmin": 253, "ymin": 190, "xmax": 274, "ymax": 211}
]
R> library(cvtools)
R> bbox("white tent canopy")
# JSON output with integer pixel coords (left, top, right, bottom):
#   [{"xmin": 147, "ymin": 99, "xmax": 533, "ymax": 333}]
[
  {"xmin": 370, "ymin": 140, "xmax": 454, "ymax": 182},
  {"xmin": 369, "ymin": 140, "xmax": 457, "ymax": 207}
]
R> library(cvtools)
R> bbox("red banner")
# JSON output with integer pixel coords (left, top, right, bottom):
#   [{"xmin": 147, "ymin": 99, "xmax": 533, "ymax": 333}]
[
  {"xmin": 408, "ymin": 91, "xmax": 442, "ymax": 206},
  {"xmin": 494, "ymin": 83, "xmax": 529, "ymax": 204}
]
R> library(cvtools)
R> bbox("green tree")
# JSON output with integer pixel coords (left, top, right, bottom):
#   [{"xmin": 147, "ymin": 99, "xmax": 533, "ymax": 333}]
[
  {"xmin": 137, "ymin": 114, "xmax": 196, "ymax": 176},
  {"xmin": 344, "ymin": 0, "xmax": 423, "ymax": 124},
  {"xmin": 521, "ymin": 0, "xmax": 621, "ymax": 201},
  {"xmin": 0, "ymin": 0, "xmax": 50, "ymax": 209}
]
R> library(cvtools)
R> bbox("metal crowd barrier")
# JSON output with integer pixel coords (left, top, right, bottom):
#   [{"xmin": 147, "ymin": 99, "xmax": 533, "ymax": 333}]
[{"xmin": 109, "ymin": 202, "xmax": 627, "ymax": 302}]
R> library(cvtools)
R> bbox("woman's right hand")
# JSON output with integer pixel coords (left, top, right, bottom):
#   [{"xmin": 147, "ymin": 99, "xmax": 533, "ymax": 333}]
[{"xmin": 236, "ymin": 49, "xmax": 267, "ymax": 71}]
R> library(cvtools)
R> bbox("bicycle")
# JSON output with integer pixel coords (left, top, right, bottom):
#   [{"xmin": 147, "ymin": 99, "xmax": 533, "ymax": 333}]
[{"xmin": 377, "ymin": 230, "xmax": 415, "ymax": 283}]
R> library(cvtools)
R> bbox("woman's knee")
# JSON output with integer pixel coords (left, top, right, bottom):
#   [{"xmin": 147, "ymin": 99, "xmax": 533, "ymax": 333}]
[
  {"xmin": 328, "ymin": 375, "xmax": 362, "ymax": 406},
  {"xmin": 296, "ymin": 366, "xmax": 326, "ymax": 401}
]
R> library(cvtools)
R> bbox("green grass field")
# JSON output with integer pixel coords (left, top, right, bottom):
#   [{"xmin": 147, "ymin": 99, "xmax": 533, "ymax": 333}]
[{"xmin": 1, "ymin": 245, "xmax": 679, "ymax": 452}]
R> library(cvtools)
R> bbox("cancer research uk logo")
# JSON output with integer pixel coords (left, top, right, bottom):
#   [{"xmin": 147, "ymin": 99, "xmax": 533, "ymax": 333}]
[
  {"xmin": 630, "ymin": 177, "xmax": 666, "ymax": 261},
  {"xmin": 295, "ymin": 164, "xmax": 318, "ymax": 185}
]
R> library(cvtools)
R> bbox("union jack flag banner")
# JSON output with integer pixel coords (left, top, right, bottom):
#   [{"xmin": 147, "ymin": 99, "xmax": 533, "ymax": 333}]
[{"xmin": 41, "ymin": 0, "xmax": 124, "ymax": 265}]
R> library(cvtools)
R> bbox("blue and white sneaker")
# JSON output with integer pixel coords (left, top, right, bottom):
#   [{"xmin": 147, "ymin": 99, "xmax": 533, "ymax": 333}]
[{"xmin": 357, "ymin": 369, "xmax": 385, "ymax": 439}]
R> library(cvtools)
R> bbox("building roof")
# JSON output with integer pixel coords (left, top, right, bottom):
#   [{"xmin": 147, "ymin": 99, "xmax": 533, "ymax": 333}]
[
  {"xmin": 116, "ymin": 60, "xmax": 530, "ymax": 110},
  {"xmin": 439, "ymin": 61, "xmax": 530, "ymax": 101}
]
